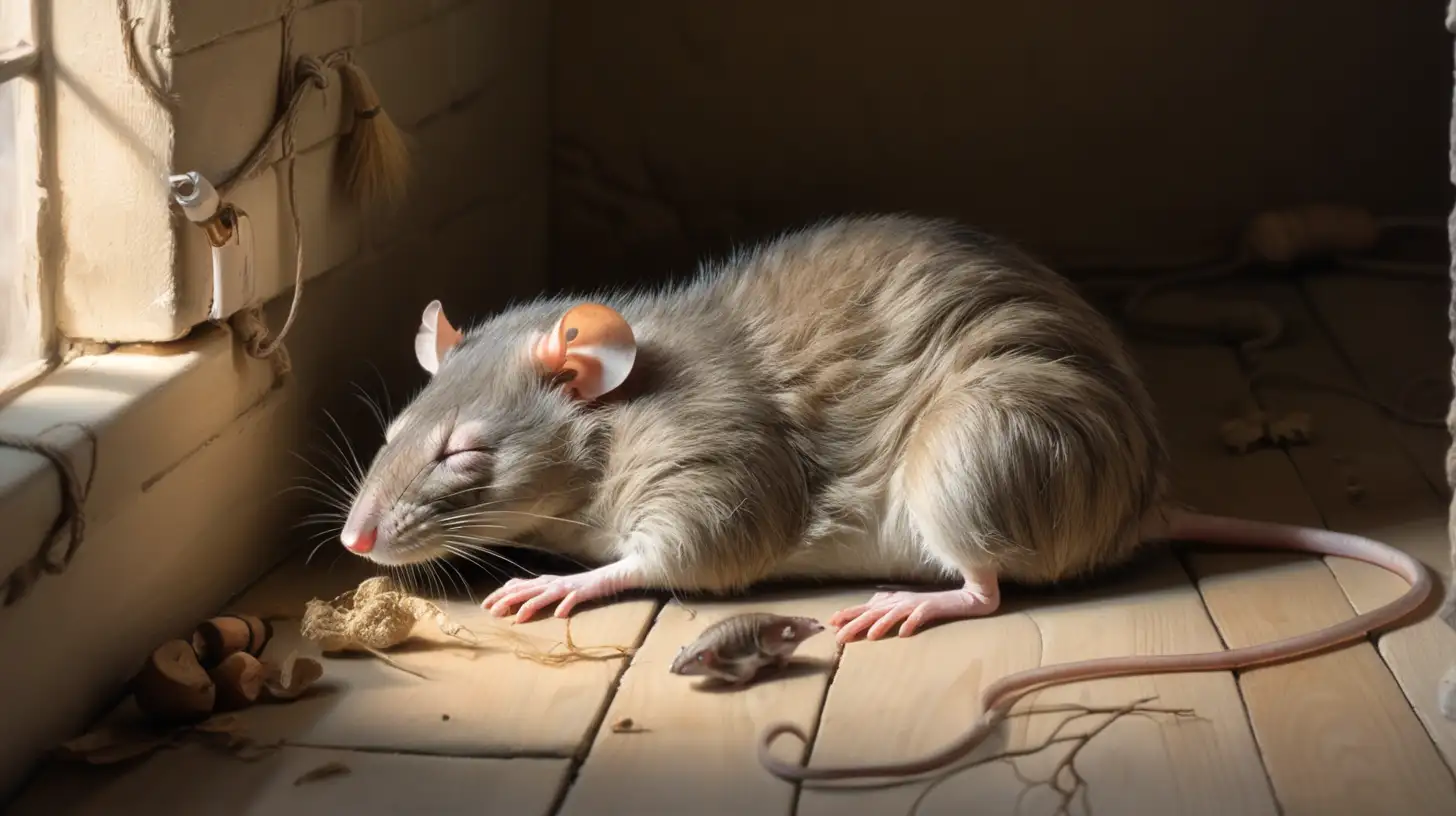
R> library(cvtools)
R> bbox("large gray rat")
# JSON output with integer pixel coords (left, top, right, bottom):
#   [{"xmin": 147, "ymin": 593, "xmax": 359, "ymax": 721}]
[{"xmin": 336, "ymin": 214, "xmax": 1430, "ymax": 779}]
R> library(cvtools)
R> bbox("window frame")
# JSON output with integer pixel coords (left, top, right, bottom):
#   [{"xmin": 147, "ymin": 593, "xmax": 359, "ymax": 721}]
[{"xmin": 0, "ymin": 0, "xmax": 52, "ymax": 403}]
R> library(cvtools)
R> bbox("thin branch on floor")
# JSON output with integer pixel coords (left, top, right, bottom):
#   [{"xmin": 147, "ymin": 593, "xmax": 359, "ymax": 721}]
[{"xmin": 906, "ymin": 696, "xmax": 1202, "ymax": 816}]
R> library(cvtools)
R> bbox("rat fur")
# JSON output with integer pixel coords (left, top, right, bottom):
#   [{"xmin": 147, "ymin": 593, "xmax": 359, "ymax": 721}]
[
  {"xmin": 337, "ymin": 214, "xmax": 1431, "ymax": 779},
  {"xmin": 343, "ymin": 215, "xmax": 1166, "ymax": 623}
]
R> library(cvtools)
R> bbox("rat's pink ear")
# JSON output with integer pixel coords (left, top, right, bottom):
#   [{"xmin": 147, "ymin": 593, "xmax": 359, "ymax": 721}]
[
  {"xmin": 415, "ymin": 300, "xmax": 464, "ymax": 375},
  {"xmin": 531, "ymin": 303, "xmax": 637, "ymax": 400}
]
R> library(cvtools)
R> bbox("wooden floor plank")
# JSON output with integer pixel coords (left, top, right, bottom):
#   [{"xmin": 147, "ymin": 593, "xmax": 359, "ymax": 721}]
[
  {"xmin": 10, "ymin": 745, "xmax": 570, "ymax": 816},
  {"xmin": 557, "ymin": 589, "xmax": 867, "ymax": 816},
  {"xmin": 1302, "ymin": 272, "xmax": 1452, "ymax": 497},
  {"xmin": 798, "ymin": 555, "xmax": 1276, "ymax": 816},
  {"xmin": 1134, "ymin": 335, "xmax": 1456, "ymax": 814},
  {"xmin": 1240, "ymin": 280, "xmax": 1456, "ymax": 771},
  {"xmin": 217, "ymin": 552, "xmax": 659, "ymax": 759}
]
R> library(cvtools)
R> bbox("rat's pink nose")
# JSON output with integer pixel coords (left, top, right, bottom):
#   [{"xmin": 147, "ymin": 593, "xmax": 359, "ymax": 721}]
[{"xmin": 342, "ymin": 527, "xmax": 376, "ymax": 554}]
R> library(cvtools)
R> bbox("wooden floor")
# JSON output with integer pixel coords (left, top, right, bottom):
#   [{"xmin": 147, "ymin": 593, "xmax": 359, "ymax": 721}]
[{"xmin": 11, "ymin": 274, "xmax": 1456, "ymax": 815}]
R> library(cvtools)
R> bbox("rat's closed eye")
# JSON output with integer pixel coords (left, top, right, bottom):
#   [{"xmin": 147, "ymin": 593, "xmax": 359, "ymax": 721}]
[
  {"xmin": 438, "ymin": 446, "xmax": 491, "ymax": 467},
  {"xmin": 437, "ymin": 423, "xmax": 494, "ymax": 468}
]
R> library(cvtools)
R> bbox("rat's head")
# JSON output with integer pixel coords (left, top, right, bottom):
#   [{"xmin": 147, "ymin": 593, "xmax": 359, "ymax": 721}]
[{"xmin": 337, "ymin": 298, "xmax": 638, "ymax": 566}]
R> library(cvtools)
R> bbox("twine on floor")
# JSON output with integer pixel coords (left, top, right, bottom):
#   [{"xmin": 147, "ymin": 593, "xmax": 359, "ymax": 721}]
[{"xmin": 0, "ymin": 425, "xmax": 99, "ymax": 607}]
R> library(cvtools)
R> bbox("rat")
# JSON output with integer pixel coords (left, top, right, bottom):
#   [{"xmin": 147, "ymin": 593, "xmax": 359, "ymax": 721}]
[
  {"xmin": 336, "ymin": 214, "xmax": 1432, "ymax": 780},
  {"xmin": 669, "ymin": 613, "xmax": 826, "ymax": 687}
]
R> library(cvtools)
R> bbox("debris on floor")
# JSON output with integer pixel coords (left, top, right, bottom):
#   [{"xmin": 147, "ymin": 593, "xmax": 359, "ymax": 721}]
[
  {"xmin": 1219, "ymin": 409, "xmax": 1313, "ymax": 454},
  {"xmin": 302, "ymin": 577, "xmax": 478, "ymax": 653},
  {"xmin": 299, "ymin": 576, "xmax": 482, "ymax": 679},
  {"xmin": 1266, "ymin": 411, "xmax": 1313, "ymax": 446},
  {"xmin": 57, "ymin": 713, "xmax": 274, "ymax": 766},
  {"xmin": 907, "ymin": 697, "xmax": 1203, "ymax": 814},
  {"xmin": 263, "ymin": 651, "xmax": 324, "ymax": 701},
  {"xmin": 299, "ymin": 576, "xmax": 636, "ymax": 677},
  {"xmin": 529, "ymin": 618, "xmax": 637, "ymax": 666},
  {"xmin": 192, "ymin": 614, "xmax": 272, "ymax": 667},
  {"xmin": 1332, "ymin": 454, "xmax": 1367, "ymax": 503},
  {"xmin": 293, "ymin": 760, "xmax": 352, "ymax": 787},
  {"xmin": 610, "ymin": 716, "xmax": 647, "ymax": 734},
  {"xmin": 130, "ymin": 616, "xmax": 322, "ymax": 726},
  {"xmin": 54, "ymin": 611, "xmax": 321, "ymax": 766},
  {"xmin": 1219, "ymin": 414, "xmax": 1269, "ymax": 454},
  {"xmin": 1439, "ymin": 666, "xmax": 1456, "ymax": 721}
]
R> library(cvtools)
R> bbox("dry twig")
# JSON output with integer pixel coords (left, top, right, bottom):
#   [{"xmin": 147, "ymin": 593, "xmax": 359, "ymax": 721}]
[{"xmin": 906, "ymin": 697, "xmax": 1201, "ymax": 816}]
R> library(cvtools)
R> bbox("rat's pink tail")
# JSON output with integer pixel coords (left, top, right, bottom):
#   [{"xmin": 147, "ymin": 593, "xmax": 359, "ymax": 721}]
[{"xmin": 759, "ymin": 511, "xmax": 1433, "ymax": 781}]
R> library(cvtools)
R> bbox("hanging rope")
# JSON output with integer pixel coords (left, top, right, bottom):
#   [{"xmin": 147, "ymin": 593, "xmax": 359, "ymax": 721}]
[
  {"xmin": 115, "ymin": 0, "xmax": 177, "ymax": 109},
  {"xmin": 0, "ymin": 1, "xmax": 409, "ymax": 612},
  {"xmin": 115, "ymin": 0, "xmax": 409, "ymax": 384},
  {"xmin": 221, "ymin": 0, "xmax": 316, "ymax": 382}
]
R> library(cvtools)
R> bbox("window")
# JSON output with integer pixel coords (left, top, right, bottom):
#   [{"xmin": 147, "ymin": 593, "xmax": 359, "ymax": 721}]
[{"xmin": 0, "ymin": 0, "xmax": 43, "ymax": 397}]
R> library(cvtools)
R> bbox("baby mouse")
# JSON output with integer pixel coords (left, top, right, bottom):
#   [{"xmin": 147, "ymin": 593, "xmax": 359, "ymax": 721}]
[
  {"xmin": 669, "ymin": 613, "xmax": 825, "ymax": 687},
  {"xmin": 337, "ymin": 214, "xmax": 1430, "ymax": 782}
]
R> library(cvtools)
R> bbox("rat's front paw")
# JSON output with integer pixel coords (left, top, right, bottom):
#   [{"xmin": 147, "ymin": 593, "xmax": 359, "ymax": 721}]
[
  {"xmin": 482, "ymin": 561, "xmax": 641, "ymax": 623},
  {"xmin": 483, "ymin": 574, "xmax": 587, "ymax": 622},
  {"xmin": 829, "ymin": 586, "xmax": 1000, "ymax": 643}
]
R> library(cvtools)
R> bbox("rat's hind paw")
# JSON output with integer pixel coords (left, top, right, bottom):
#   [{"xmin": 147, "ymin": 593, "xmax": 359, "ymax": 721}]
[
  {"xmin": 830, "ymin": 585, "xmax": 1000, "ymax": 644},
  {"xmin": 482, "ymin": 559, "xmax": 643, "ymax": 623}
]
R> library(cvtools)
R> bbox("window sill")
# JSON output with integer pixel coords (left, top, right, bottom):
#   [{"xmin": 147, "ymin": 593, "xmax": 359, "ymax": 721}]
[{"xmin": 0, "ymin": 324, "xmax": 278, "ymax": 583}]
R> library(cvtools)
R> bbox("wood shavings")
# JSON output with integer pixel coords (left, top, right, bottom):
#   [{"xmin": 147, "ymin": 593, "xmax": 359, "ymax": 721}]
[
  {"xmin": 261, "ymin": 651, "xmax": 324, "ymax": 701},
  {"xmin": 132, "ymin": 639, "xmax": 217, "ymax": 725},
  {"xmin": 294, "ymin": 760, "xmax": 352, "ymax": 786},
  {"xmin": 1218, "ymin": 409, "xmax": 1314, "ymax": 455},
  {"xmin": 192, "ymin": 614, "xmax": 272, "ymax": 667},
  {"xmin": 211, "ymin": 652, "xmax": 265, "ymax": 712},
  {"xmin": 56, "ymin": 714, "xmax": 278, "ymax": 766},
  {"xmin": 611, "ymin": 716, "xmax": 647, "ymax": 734},
  {"xmin": 56, "ymin": 724, "xmax": 178, "ymax": 765},
  {"xmin": 907, "ymin": 698, "xmax": 1201, "ymax": 816}
]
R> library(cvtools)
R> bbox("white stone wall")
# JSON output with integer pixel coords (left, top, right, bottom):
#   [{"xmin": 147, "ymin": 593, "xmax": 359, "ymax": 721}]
[{"xmin": 0, "ymin": 0, "xmax": 549, "ymax": 796}]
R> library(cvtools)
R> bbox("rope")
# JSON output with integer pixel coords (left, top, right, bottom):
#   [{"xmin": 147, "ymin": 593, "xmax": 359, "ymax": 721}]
[
  {"xmin": 0, "ymin": 425, "xmax": 99, "ymax": 607},
  {"xmin": 114, "ymin": 0, "xmax": 347, "ymax": 383},
  {"xmin": 115, "ymin": 0, "xmax": 177, "ymax": 108},
  {"xmin": 0, "ymin": 2, "xmax": 356, "ymax": 608},
  {"xmin": 224, "ymin": 0, "xmax": 314, "ymax": 382}
]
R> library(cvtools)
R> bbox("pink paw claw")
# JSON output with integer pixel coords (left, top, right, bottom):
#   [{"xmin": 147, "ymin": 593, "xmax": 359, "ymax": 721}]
[
  {"xmin": 480, "ymin": 566, "xmax": 634, "ymax": 623},
  {"xmin": 831, "ymin": 588, "xmax": 999, "ymax": 644}
]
